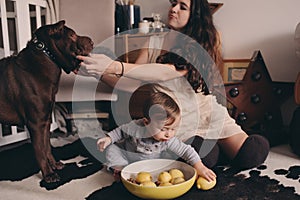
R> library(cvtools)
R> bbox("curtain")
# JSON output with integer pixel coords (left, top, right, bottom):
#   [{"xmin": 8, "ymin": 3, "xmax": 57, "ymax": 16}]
[{"xmin": 46, "ymin": 0, "xmax": 59, "ymax": 22}]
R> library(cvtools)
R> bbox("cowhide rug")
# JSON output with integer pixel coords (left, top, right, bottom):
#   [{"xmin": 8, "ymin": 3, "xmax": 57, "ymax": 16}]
[
  {"xmin": 0, "ymin": 136, "xmax": 299, "ymax": 200},
  {"xmin": 87, "ymin": 165, "xmax": 300, "ymax": 200}
]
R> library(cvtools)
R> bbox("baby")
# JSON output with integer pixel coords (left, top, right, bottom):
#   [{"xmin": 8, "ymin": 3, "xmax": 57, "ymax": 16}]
[{"xmin": 97, "ymin": 88, "xmax": 216, "ymax": 182}]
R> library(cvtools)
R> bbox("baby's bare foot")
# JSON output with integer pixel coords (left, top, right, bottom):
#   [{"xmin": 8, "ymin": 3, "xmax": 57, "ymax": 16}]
[
  {"xmin": 113, "ymin": 169, "xmax": 121, "ymax": 182},
  {"xmin": 109, "ymin": 166, "xmax": 124, "ymax": 182}
]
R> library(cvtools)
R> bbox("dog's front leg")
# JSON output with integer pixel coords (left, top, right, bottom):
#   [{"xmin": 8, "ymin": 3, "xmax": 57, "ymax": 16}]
[
  {"xmin": 43, "ymin": 118, "xmax": 65, "ymax": 171},
  {"xmin": 27, "ymin": 119, "xmax": 61, "ymax": 183}
]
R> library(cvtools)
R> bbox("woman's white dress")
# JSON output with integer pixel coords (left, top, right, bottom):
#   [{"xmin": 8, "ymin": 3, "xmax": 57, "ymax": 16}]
[{"xmin": 146, "ymin": 35, "xmax": 243, "ymax": 141}]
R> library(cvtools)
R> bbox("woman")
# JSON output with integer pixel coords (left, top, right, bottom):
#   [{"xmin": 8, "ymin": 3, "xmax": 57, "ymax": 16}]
[{"xmin": 77, "ymin": 0, "xmax": 269, "ymax": 170}]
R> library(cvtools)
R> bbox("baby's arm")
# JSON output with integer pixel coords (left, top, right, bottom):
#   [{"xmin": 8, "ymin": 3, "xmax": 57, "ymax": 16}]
[
  {"xmin": 97, "ymin": 136, "xmax": 112, "ymax": 152},
  {"xmin": 96, "ymin": 121, "xmax": 131, "ymax": 151},
  {"xmin": 193, "ymin": 160, "xmax": 216, "ymax": 182},
  {"xmin": 167, "ymin": 138, "xmax": 216, "ymax": 181}
]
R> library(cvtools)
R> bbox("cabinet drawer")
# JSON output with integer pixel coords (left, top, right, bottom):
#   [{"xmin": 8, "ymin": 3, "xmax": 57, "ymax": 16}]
[
  {"xmin": 115, "ymin": 33, "xmax": 166, "ymax": 62},
  {"xmin": 127, "ymin": 36, "xmax": 148, "ymax": 52}
]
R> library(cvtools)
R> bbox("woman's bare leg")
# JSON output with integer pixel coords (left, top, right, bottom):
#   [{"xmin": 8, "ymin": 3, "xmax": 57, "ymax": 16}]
[{"xmin": 217, "ymin": 132, "xmax": 248, "ymax": 160}]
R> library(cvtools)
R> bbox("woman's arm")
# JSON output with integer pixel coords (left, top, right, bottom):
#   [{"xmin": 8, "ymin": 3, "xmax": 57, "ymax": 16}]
[
  {"xmin": 96, "ymin": 41, "xmax": 151, "ymax": 87},
  {"xmin": 77, "ymin": 54, "xmax": 184, "ymax": 89},
  {"xmin": 134, "ymin": 47, "xmax": 149, "ymax": 64}
]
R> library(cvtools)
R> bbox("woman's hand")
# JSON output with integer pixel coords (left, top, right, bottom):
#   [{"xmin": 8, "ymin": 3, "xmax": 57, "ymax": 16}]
[
  {"xmin": 194, "ymin": 161, "xmax": 217, "ymax": 182},
  {"xmin": 77, "ymin": 54, "xmax": 115, "ymax": 79},
  {"xmin": 97, "ymin": 136, "xmax": 112, "ymax": 152}
]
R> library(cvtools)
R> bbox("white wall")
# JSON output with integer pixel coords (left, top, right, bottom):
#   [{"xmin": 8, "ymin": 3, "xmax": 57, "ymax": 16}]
[
  {"xmin": 59, "ymin": 0, "xmax": 300, "ymax": 81},
  {"xmin": 135, "ymin": 0, "xmax": 169, "ymax": 23},
  {"xmin": 58, "ymin": 0, "xmax": 299, "ymax": 123},
  {"xmin": 135, "ymin": 0, "xmax": 300, "ymax": 82},
  {"xmin": 214, "ymin": 0, "xmax": 300, "ymax": 82},
  {"xmin": 59, "ymin": 0, "xmax": 114, "ymax": 45}
]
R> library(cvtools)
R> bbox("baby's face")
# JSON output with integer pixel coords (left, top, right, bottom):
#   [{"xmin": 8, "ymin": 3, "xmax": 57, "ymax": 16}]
[{"xmin": 151, "ymin": 116, "xmax": 181, "ymax": 142}]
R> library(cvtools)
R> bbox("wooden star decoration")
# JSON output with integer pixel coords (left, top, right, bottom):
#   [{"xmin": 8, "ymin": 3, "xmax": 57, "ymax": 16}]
[
  {"xmin": 209, "ymin": 3, "xmax": 223, "ymax": 14},
  {"xmin": 215, "ymin": 51, "xmax": 294, "ymax": 146}
]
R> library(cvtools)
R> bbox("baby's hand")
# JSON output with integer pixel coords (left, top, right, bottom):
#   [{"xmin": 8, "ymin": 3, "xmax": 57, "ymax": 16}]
[
  {"xmin": 194, "ymin": 161, "xmax": 216, "ymax": 182},
  {"xmin": 198, "ymin": 166, "xmax": 216, "ymax": 182},
  {"xmin": 97, "ymin": 136, "xmax": 112, "ymax": 152}
]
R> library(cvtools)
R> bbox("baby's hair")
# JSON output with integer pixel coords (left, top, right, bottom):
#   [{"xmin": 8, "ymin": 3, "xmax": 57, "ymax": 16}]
[{"xmin": 143, "ymin": 90, "xmax": 180, "ymax": 126}]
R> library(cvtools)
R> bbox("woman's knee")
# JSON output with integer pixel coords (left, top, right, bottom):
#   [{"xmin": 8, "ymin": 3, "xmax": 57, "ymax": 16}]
[{"xmin": 232, "ymin": 134, "xmax": 269, "ymax": 170}]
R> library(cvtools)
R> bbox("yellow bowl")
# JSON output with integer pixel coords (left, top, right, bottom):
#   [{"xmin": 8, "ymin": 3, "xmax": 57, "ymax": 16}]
[{"xmin": 121, "ymin": 159, "xmax": 197, "ymax": 199}]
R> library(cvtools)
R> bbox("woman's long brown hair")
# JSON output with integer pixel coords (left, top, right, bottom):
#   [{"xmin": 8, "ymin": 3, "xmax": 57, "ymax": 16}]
[{"xmin": 157, "ymin": 0, "xmax": 223, "ymax": 94}]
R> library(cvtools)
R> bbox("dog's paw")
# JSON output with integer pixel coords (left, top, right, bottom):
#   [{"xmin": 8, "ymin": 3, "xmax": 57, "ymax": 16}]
[
  {"xmin": 53, "ymin": 161, "xmax": 65, "ymax": 170},
  {"xmin": 44, "ymin": 172, "xmax": 61, "ymax": 183}
]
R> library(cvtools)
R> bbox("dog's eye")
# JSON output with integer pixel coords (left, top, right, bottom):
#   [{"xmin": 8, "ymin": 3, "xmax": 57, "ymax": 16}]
[
  {"xmin": 70, "ymin": 44, "xmax": 82, "ymax": 55},
  {"xmin": 69, "ymin": 32, "xmax": 77, "ymax": 41},
  {"xmin": 71, "ymin": 45, "xmax": 77, "ymax": 51}
]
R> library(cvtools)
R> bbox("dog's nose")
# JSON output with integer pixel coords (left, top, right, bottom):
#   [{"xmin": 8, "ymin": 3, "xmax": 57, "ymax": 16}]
[
  {"xmin": 85, "ymin": 37, "xmax": 94, "ymax": 48},
  {"xmin": 78, "ymin": 37, "xmax": 94, "ymax": 52}
]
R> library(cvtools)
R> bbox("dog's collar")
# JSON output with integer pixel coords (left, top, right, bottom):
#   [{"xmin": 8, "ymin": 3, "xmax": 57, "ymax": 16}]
[{"xmin": 29, "ymin": 36, "xmax": 56, "ymax": 62}]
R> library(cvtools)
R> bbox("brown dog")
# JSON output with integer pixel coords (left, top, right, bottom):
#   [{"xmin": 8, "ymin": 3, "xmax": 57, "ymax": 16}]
[{"xmin": 0, "ymin": 20, "xmax": 93, "ymax": 183}]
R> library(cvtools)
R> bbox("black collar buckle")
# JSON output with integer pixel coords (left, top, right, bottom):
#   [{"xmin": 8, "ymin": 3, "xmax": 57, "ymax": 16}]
[
  {"xmin": 30, "ymin": 36, "xmax": 56, "ymax": 61},
  {"xmin": 35, "ymin": 41, "xmax": 45, "ymax": 50},
  {"xmin": 32, "ymin": 37, "xmax": 45, "ymax": 50}
]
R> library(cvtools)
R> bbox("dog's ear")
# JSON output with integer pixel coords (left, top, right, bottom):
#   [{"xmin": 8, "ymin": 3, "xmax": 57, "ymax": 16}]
[{"xmin": 48, "ymin": 20, "xmax": 66, "ymax": 37}]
